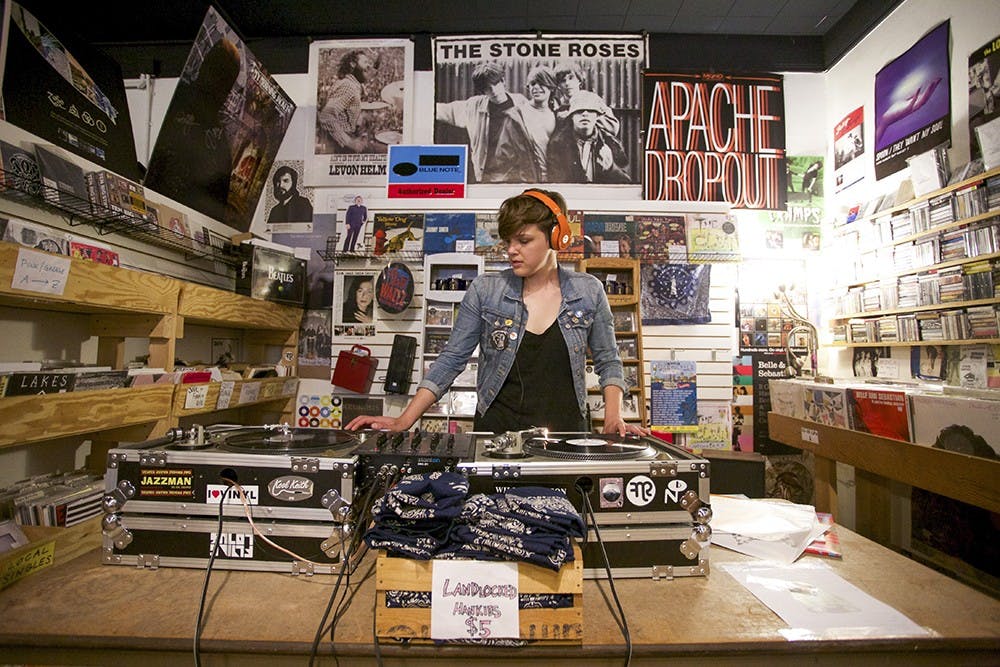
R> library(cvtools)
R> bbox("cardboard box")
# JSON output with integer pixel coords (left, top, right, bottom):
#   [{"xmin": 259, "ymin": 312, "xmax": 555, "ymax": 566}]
[{"xmin": 235, "ymin": 243, "xmax": 306, "ymax": 306}]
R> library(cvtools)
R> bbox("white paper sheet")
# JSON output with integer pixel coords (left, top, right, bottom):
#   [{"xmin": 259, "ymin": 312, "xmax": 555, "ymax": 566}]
[
  {"xmin": 721, "ymin": 560, "xmax": 933, "ymax": 640},
  {"xmin": 711, "ymin": 495, "xmax": 828, "ymax": 563}
]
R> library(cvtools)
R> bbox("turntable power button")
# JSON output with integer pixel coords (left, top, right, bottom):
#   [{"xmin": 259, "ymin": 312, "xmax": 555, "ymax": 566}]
[{"xmin": 602, "ymin": 483, "xmax": 622, "ymax": 502}]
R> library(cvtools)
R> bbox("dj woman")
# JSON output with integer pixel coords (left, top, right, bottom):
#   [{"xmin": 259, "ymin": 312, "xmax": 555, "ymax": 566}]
[{"xmin": 347, "ymin": 189, "xmax": 646, "ymax": 437}]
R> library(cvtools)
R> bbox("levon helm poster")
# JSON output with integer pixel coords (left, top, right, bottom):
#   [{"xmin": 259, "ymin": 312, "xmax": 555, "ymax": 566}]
[
  {"xmin": 305, "ymin": 38, "xmax": 414, "ymax": 187},
  {"xmin": 433, "ymin": 35, "xmax": 646, "ymax": 185},
  {"xmin": 642, "ymin": 71, "xmax": 787, "ymax": 210}
]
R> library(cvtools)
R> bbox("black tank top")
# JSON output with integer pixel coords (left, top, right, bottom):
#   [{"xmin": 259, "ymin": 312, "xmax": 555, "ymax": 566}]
[{"xmin": 475, "ymin": 321, "xmax": 585, "ymax": 434}]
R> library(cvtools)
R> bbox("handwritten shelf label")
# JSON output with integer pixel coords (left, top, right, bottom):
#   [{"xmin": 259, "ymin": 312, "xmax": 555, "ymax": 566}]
[
  {"xmin": 184, "ymin": 385, "xmax": 209, "ymax": 409},
  {"xmin": 0, "ymin": 540, "xmax": 56, "ymax": 590},
  {"xmin": 801, "ymin": 427, "xmax": 820, "ymax": 444},
  {"xmin": 12, "ymin": 248, "xmax": 70, "ymax": 296},
  {"xmin": 431, "ymin": 559, "xmax": 519, "ymax": 640}
]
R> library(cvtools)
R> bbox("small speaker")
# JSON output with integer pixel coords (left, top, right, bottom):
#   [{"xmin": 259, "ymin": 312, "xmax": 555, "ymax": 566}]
[{"xmin": 384, "ymin": 334, "xmax": 417, "ymax": 394}]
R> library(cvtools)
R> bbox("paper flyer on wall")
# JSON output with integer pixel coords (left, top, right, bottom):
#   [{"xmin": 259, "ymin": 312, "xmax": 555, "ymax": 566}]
[
  {"xmin": 305, "ymin": 38, "xmax": 414, "ymax": 187},
  {"xmin": 833, "ymin": 107, "xmax": 865, "ymax": 192},
  {"xmin": 643, "ymin": 71, "xmax": 787, "ymax": 210},
  {"xmin": 433, "ymin": 34, "xmax": 645, "ymax": 185},
  {"xmin": 649, "ymin": 359, "xmax": 698, "ymax": 433},
  {"xmin": 145, "ymin": 6, "xmax": 295, "ymax": 233}
]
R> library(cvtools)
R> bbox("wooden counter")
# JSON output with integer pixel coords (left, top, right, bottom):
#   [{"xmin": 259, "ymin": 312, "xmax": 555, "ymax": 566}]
[{"xmin": 0, "ymin": 525, "xmax": 997, "ymax": 665}]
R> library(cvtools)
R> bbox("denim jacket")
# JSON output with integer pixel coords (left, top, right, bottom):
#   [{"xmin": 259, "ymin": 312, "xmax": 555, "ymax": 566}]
[{"xmin": 419, "ymin": 265, "xmax": 627, "ymax": 418}]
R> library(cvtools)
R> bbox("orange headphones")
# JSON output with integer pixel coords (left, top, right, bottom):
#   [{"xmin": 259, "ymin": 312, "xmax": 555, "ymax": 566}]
[{"xmin": 522, "ymin": 190, "xmax": 572, "ymax": 251}]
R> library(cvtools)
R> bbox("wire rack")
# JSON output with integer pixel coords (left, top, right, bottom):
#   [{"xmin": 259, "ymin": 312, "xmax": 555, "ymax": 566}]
[{"xmin": 0, "ymin": 169, "xmax": 242, "ymax": 266}]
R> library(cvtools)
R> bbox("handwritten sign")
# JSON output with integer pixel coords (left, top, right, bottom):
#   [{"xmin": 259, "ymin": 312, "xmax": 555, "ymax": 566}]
[
  {"xmin": 184, "ymin": 385, "xmax": 208, "ymax": 409},
  {"xmin": 238, "ymin": 381, "xmax": 261, "ymax": 404},
  {"xmin": 431, "ymin": 559, "xmax": 519, "ymax": 640},
  {"xmin": 0, "ymin": 540, "xmax": 56, "ymax": 590},
  {"xmin": 216, "ymin": 381, "xmax": 235, "ymax": 409},
  {"xmin": 12, "ymin": 248, "xmax": 70, "ymax": 296}
]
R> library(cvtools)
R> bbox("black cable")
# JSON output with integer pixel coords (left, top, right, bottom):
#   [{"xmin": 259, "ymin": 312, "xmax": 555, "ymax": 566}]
[
  {"xmin": 577, "ymin": 483, "xmax": 631, "ymax": 667},
  {"xmin": 309, "ymin": 465, "xmax": 400, "ymax": 666},
  {"xmin": 194, "ymin": 481, "xmax": 231, "ymax": 666}
]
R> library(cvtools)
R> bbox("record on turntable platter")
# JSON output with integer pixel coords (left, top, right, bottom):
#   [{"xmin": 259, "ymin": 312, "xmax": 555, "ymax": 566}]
[
  {"xmin": 523, "ymin": 435, "xmax": 658, "ymax": 460},
  {"xmin": 211, "ymin": 427, "xmax": 358, "ymax": 454}
]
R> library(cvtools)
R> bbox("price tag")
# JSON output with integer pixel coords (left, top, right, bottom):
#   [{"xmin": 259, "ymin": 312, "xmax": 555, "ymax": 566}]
[
  {"xmin": 12, "ymin": 248, "xmax": 69, "ymax": 296},
  {"xmin": 431, "ymin": 559, "xmax": 519, "ymax": 640},
  {"xmin": 216, "ymin": 381, "xmax": 235, "ymax": 409},
  {"xmin": 238, "ymin": 381, "xmax": 261, "ymax": 404},
  {"xmin": 184, "ymin": 385, "xmax": 208, "ymax": 409}
]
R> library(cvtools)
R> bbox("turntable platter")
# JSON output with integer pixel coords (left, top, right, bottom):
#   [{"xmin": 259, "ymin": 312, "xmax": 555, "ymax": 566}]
[
  {"xmin": 523, "ymin": 436, "xmax": 658, "ymax": 460},
  {"xmin": 212, "ymin": 428, "xmax": 358, "ymax": 454}
]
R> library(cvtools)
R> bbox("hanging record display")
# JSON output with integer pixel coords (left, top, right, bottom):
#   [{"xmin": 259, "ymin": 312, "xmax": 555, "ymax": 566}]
[{"xmin": 375, "ymin": 262, "xmax": 414, "ymax": 313}]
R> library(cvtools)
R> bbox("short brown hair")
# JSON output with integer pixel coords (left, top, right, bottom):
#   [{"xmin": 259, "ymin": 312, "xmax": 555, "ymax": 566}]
[{"xmin": 497, "ymin": 189, "xmax": 567, "ymax": 241}]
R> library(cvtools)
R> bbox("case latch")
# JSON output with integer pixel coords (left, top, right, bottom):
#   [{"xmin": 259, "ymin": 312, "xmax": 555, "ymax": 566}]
[
  {"xmin": 649, "ymin": 461, "xmax": 677, "ymax": 477},
  {"xmin": 491, "ymin": 464, "xmax": 521, "ymax": 480},
  {"xmin": 291, "ymin": 457, "xmax": 320, "ymax": 473}
]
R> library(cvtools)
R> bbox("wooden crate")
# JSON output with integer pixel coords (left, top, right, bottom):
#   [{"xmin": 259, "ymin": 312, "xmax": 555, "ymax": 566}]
[
  {"xmin": 375, "ymin": 546, "xmax": 583, "ymax": 643},
  {"xmin": 0, "ymin": 516, "xmax": 102, "ymax": 590}
]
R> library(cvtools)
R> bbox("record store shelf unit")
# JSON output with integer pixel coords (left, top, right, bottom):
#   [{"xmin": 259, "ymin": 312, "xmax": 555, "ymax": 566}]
[
  {"xmin": 579, "ymin": 257, "xmax": 648, "ymax": 427},
  {"xmin": 0, "ymin": 240, "xmax": 302, "ymax": 454},
  {"xmin": 827, "ymin": 165, "xmax": 1000, "ymax": 348}
]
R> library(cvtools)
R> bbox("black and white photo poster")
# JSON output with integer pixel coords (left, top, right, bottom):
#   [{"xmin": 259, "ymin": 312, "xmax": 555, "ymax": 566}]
[
  {"xmin": 433, "ymin": 35, "xmax": 645, "ymax": 185},
  {"xmin": 305, "ymin": 38, "xmax": 414, "ymax": 187}
]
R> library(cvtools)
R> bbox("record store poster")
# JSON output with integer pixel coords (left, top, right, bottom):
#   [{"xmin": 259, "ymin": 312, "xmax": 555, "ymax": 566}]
[
  {"xmin": 969, "ymin": 33, "xmax": 1000, "ymax": 161},
  {"xmin": 873, "ymin": 20, "xmax": 951, "ymax": 180},
  {"xmin": 643, "ymin": 71, "xmax": 787, "ymax": 210},
  {"xmin": 305, "ymin": 38, "xmax": 414, "ymax": 187},
  {"xmin": 0, "ymin": 1, "xmax": 140, "ymax": 180},
  {"xmin": 144, "ymin": 7, "xmax": 295, "ymax": 233},
  {"xmin": 433, "ymin": 34, "xmax": 646, "ymax": 185}
]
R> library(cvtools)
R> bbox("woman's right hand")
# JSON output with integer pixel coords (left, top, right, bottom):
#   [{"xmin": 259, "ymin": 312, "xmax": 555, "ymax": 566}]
[{"xmin": 345, "ymin": 414, "xmax": 410, "ymax": 432}]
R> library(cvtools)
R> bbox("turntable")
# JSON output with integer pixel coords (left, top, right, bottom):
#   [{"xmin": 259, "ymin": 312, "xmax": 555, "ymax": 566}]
[
  {"xmin": 104, "ymin": 425, "xmax": 358, "ymax": 522},
  {"xmin": 459, "ymin": 429, "xmax": 711, "ymax": 526}
]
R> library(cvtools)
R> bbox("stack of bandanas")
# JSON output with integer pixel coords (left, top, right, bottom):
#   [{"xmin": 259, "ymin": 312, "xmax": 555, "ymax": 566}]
[
  {"xmin": 364, "ymin": 471, "xmax": 469, "ymax": 559},
  {"xmin": 440, "ymin": 486, "xmax": 585, "ymax": 571},
  {"xmin": 364, "ymin": 473, "xmax": 585, "ymax": 572}
]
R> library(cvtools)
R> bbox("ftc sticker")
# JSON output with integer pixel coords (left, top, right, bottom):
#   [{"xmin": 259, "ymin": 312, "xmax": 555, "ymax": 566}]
[
  {"xmin": 205, "ymin": 484, "xmax": 259, "ymax": 505},
  {"xmin": 625, "ymin": 475, "xmax": 656, "ymax": 507},
  {"xmin": 210, "ymin": 532, "xmax": 254, "ymax": 559}
]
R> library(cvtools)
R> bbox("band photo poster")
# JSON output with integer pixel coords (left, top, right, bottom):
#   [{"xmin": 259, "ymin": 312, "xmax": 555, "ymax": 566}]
[
  {"xmin": 873, "ymin": 20, "xmax": 951, "ymax": 180},
  {"xmin": 642, "ymin": 71, "xmax": 787, "ymax": 210},
  {"xmin": 0, "ymin": 1, "xmax": 140, "ymax": 180},
  {"xmin": 144, "ymin": 6, "xmax": 296, "ymax": 233},
  {"xmin": 433, "ymin": 34, "xmax": 646, "ymax": 185},
  {"xmin": 305, "ymin": 38, "xmax": 414, "ymax": 188}
]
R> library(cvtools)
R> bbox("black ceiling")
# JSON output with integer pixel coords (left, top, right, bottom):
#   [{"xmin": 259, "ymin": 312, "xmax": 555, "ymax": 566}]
[{"xmin": 20, "ymin": 0, "xmax": 902, "ymax": 77}]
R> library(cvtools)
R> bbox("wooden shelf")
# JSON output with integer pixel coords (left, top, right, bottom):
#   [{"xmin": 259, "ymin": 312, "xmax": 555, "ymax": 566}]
[
  {"xmin": 767, "ymin": 412, "xmax": 1000, "ymax": 514},
  {"xmin": 839, "ymin": 250, "xmax": 1000, "ymax": 290},
  {"xmin": 0, "ymin": 241, "xmax": 178, "ymax": 315},
  {"xmin": 178, "ymin": 282, "xmax": 302, "ymax": 333},
  {"xmin": 0, "ymin": 385, "xmax": 174, "ymax": 449},
  {"xmin": 835, "ymin": 165, "xmax": 1000, "ymax": 230},
  {"xmin": 830, "ymin": 296, "xmax": 1000, "ymax": 321},
  {"xmin": 170, "ymin": 378, "xmax": 298, "ymax": 417},
  {"xmin": 828, "ymin": 338, "xmax": 1000, "ymax": 348}
]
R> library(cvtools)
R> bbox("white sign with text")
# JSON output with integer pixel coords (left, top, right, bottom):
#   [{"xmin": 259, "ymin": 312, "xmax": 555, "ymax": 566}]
[{"xmin": 431, "ymin": 560, "xmax": 519, "ymax": 640}]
